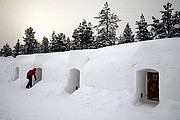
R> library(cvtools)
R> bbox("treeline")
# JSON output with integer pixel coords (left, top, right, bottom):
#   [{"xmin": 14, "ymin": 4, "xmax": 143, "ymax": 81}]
[{"xmin": 0, "ymin": 2, "xmax": 180, "ymax": 57}]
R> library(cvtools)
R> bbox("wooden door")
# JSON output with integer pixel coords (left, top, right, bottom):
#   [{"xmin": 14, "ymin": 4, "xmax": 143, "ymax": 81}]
[{"xmin": 147, "ymin": 72, "xmax": 159, "ymax": 101}]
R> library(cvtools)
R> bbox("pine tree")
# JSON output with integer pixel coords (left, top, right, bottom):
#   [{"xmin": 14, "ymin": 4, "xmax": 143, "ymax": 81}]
[
  {"xmin": 71, "ymin": 29, "xmax": 80, "ymax": 50},
  {"xmin": 172, "ymin": 10, "xmax": 180, "ymax": 37},
  {"xmin": 135, "ymin": 14, "xmax": 152, "ymax": 41},
  {"xmin": 56, "ymin": 33, "xmax": 67, "ymax": 52},
  {"xmin": 12, "ymin": 39, "xmax": 23, "ymax": 57},
  {"xmin": 94, "ymin": 2, "xmax": 121, "ymax": 47},
  {"xmin": 23, "ymin": 27, "xmax": 40, "ymax": 54},
  {"xmin": 50, "ymin": 31, "xmax": 67, "ymax": 52},
  {"xmin": 0, "ymin": 49, "xmax": 2, "ymax": 57},
  {"xmin": 0, "ymin": 43, "xmax": 12, "ymax": 57},
  {"xmin": 160, "ymin": 2, "xmax": 174, "ymax": 38},
  {"xmin": 151, "ymin": 2, "xmax": 180, "ymax": 39},
  {"xmin": 66, "ymin": 37, "xmax": 71, "ymax": 51},
  {"xmin": 72, "ymin": 19, "xmax": 94, "ymax": 50},
  {"xmin": 120, "ymin": 23, "xmax": 134, "ymax": 44},
  {"xmin": 173, "ymin": 10, "xmax": 180, "ymax": 25},
  {"xmin": 117, "ymin": 34, "xmax": 123, "ymax": 44},
  {"xmin": 40, "ymin": 36, "xmax": 50, "ymax": 53},
  {"xmin": 50, "ymin": 31, "xmax": 56, "ymax": 52},
  {"xmin": 151, "ymin": 16, "xmax": 167, "ymax": 39}
]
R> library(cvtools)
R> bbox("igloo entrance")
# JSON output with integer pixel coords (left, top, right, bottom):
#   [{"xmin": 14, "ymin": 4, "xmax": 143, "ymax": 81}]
[
  {"xmin": 136, "ymin": 69, "xmax": 159, "ymax": 104},
  {"xmin": 14, "ymin": 67, "xmax": 19, "ymax": 80},
  {"xmin": 67, "ymin": 68, "xmax": 80, "ymax": 94},
  {"xmin": 34, "ymin": 67, "xmax": 42, "ymax": 85}
]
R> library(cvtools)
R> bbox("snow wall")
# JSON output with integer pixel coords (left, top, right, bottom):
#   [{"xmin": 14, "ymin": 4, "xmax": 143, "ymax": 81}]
[
  {"xmin": 67, "ymin": 50, "xmax": 92, "ymax": 93},
  {"xmin": 10, "ymin": 50, "xmax": 92, "ymax": 95},
  {"xmin": 0, "ymin": 56, "xmax": 14, "ymax": 83},
  {"xmin": 13, "ymin": 54, "xmax": 35, "ymax": 80},
  {"xmin": 1, "ymin": 38, "xmax": 180, "ymax": 101},
  {"xmin": 83, "ymin": 38, "xmax": 180, "ymax": 101}
]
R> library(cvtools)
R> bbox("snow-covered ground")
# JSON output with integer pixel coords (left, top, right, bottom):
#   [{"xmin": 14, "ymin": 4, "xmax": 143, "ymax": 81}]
[
  {"xmin": 0, "ymin": 82, "xmax": 180, "ymax": 120},
  {"xmin": 0, "ymin": 38, "xmax": 180, "ymax": 120}
]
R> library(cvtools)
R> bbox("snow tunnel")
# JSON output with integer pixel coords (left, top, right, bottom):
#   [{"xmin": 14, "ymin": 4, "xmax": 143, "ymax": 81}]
[
  {"xmin": 136, "ymin": 69, "xmax": 159, "ymax": 104},
  {"xmin": 34, "ymin": 67, "xmax": 42, "ymax": 84},
  {"xmin": 68, "ymin": 68, "xmax": 80, "ymax": 94},
  {"xmin": 14, "ymin": 67, "xmax": 19, "ymax": 80}
]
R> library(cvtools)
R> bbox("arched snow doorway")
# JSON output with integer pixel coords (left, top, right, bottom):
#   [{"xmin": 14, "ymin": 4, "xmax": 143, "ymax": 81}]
[
  {"xmin": 34, "ymin": 67, "xmax": 42, "ymax": 85},
  {"xmin": 136, "ymin": 69, "xmax": 159, "ymax": 104},
  {"xmin": 14, "ymin": 67, "xmax": 19, "ymax": 80},
  {"xmin": 68, "ymin": 68, "xmax": 80, "ymax": 94}
]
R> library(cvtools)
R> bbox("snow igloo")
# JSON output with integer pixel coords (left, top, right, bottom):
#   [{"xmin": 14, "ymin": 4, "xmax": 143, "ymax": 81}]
[
  {"xmin": 83, "ymin": 38, "xmax": 180, "ymax": 103},
  {"xmin": 10, "ymin": 38, "xmax": 180, "ymax": 103}
]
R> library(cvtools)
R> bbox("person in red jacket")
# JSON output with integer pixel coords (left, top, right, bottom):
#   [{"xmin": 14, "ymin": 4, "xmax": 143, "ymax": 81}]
[{"xmin": 26, "ymin": 68, "xmax": 37, "ymax": 89}]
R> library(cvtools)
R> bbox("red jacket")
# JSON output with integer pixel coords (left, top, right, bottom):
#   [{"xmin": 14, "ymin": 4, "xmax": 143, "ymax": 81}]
[
  {"xmin": 27, "ymin": 68, "xmax": 37, "ymax": 80},
  {"xmin": 27, "ymin": 68, "xmax": 36, "ymax": 76}
]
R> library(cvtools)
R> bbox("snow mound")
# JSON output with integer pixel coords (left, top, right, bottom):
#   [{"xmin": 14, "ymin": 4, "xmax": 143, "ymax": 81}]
[
  {"xmin": 72, "ymin": 85, "xmax": 135, "ymax": 111},
  {"xmin": 29, "ymin": 80, "xmax": 68, "ymax": 96},
  {"xmin": 9, "ymin": 79, "xmax": 28, "ymax": 88}
]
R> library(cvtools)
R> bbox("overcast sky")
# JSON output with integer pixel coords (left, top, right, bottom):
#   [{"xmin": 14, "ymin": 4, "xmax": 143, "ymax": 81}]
[{"xmin": 0, "ymin": 0, "xmax": 180, "ymax": 48}]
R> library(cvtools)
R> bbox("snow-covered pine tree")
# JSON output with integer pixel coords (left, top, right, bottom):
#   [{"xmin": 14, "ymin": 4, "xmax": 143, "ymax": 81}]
[
  {"xmin": 23, "ymin": 27, "xmax": 40, "ymax": 54},
  {"xmin": 72, "ymin": 19, "xmax": 94, "ymax": 50},
  {"xmin": 71, "ymin": 29, "xmax": 80, "ymax": 50},
  {"xmin": 13, "ymin": 39, "xmax": 23, "ymax": 57},
  {"xmin": 172, "ymin": 10, "xmax": 180, "ymax": 37},
  {"xmin": 160, "ymin": 2, "xmax": 174, "ymax": 38},
  {"xmin": 94, "ymin": 2, "xmax": 121, "ymax": 48},
  {"xmin": 49, "ymin": 31, "xmax": 56, "ymax": 52},
  {"xmin": 40, "ymin": 36, "xmax": 50, "ymax": 53},
  {"xmin": 0, "ymin": 49, "xmax": 2, "ymax": 57},
  {"xmin": 120, "ymin": 23, "xmax": 134, "ymax": 44},
  {"xmin": 0, "ymin": 43, "xmax": 12, "ymax": 57},
  {"xmin": 50, "ymin": 31, "xmax": 67, "ymax": 52},
  {"xmin": 150, "ymin": 16, "xmax": 167, "ymax": 39},
  {"xmin": 135, "ymin": 14, "xmax": 152, "ymax": 41},
  {"xmin": 117, "ymin": 34, "xmax": 123, "ymax": 44},
  {"xmin": 56, "ymin": 33, "xmax": 67, "ymax": 52},
  {"xmin": 66, "ymin": 37, "xmax": 71, "ymax": 51}
]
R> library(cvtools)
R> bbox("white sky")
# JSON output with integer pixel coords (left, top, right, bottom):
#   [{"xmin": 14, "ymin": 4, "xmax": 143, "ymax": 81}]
[{"xmin": 0, "ymin": 0, "xmax": 180, "ymax": 48}]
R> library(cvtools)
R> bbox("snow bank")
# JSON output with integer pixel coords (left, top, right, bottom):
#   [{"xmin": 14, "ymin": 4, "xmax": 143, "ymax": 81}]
[
  {"xmin": 154, "ymin": 99, "xmax": 180, "ymax": 120},
  {"xmin": 72, "ymin": 85, "xmax": 135, "ymax": 111},
  {"xmin": 9, "ymin": 78, "xmax": 29, "ymax": 88}
]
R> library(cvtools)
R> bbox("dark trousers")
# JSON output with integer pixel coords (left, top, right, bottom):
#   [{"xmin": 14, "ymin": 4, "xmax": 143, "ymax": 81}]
[{"xmin": 26, "ymin": 75, "xmax": 32, "ymax": 89}]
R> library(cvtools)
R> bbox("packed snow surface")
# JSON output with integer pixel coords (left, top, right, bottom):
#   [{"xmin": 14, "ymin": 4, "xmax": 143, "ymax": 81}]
[{"xmin": 0, "ymin": 38, "xmax": 180, "ymax": 120}]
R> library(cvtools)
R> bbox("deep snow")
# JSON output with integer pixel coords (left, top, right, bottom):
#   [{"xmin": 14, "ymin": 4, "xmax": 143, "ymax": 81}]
[
  {"xmin": 0, "ymin": 82, "xmax": 180, "ymax": 120},
  {"xmin": 1, "ymin": 38, "xmax": 180, "ymax": 120}
]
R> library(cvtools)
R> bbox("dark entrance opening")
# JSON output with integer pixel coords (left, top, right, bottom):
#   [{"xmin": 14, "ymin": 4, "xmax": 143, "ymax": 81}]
[
  {"xmin": 136, "ymin": 69, "xmax": 159, "ymax": 104},
  {"xmin": 34, "ymin": 67, "xmax": 42, "ymax": 85},
  {"xmin": 147, "ymin": 72, "xmax": 159, "ymax": 101}
]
